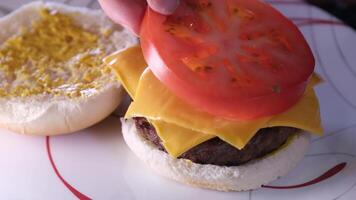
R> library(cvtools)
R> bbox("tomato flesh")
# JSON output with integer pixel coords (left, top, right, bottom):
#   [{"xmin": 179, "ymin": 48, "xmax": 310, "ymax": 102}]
[{"xmin": 140, "ymin": 0, "xmax": 315, "ymax": 120}]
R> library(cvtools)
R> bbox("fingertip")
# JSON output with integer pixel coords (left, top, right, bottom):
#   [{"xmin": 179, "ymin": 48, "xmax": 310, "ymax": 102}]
[
  {"xmin": 148, "ymin": 0, "xmax": 179, "ymax": 15},
  {"xmin": 98, "ymin": 0, "xmax": 146, "ymax": 35}
]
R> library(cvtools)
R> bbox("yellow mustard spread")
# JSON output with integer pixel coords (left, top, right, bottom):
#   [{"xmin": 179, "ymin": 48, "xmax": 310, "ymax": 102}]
[{"xmin": 0, "ymin": 9, "xmax": 114, "ymax": 98}]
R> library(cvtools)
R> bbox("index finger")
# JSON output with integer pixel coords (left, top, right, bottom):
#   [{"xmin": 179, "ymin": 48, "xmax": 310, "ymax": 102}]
[{"xmin": 98, "ymin": 0, "xmax": 146, "ymax": 35}]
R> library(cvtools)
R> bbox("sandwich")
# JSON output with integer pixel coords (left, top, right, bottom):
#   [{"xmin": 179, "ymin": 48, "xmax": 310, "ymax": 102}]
[
  {"xmin": 0, "ymin": 2, "xmax": 137, "ymax": 135},
  {"xmin": 106, "ymin": 0, "xmax": 323, "ymax": 191}
]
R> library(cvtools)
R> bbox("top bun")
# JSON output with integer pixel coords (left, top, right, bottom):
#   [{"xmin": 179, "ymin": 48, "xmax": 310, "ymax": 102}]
[{"xmin": 0, "ymin": 2, "xmax": 138, "ymax": 135}]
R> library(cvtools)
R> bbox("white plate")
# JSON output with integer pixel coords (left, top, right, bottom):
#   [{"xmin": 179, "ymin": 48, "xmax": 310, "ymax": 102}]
[{"xmin": 1, "ymin": 0, "xmax": 356, "ymax": 199}]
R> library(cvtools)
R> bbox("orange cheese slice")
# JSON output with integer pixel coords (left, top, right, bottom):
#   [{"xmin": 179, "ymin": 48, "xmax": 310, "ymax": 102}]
[
  {"xmin": 149, "ymin": 119, "xmax": 215, "ymax": 157},
  {"xmin": 108, "ymin": 46, "xmax": 323, "ymax": 157}
]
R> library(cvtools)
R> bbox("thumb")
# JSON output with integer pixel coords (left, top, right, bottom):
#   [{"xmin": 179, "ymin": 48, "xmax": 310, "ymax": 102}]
[{"xmin": 147, "ymin": 0, "xmax": 179, "ymax": 15}]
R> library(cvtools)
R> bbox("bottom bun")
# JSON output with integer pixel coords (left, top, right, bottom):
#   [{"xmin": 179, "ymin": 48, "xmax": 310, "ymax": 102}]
[{"xmin": 121, "ymin": 118, "xmax": 311, "ymax": 191}]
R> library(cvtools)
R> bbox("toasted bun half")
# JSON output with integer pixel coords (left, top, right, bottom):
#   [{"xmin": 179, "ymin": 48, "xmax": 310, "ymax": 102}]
[
  {"xmin": 122, "ymin": 118, "xmax": 311, "ymax": 191},
  {"xmin": 0, "ymin": 2, "xmax": 137, "ymax": 135}
]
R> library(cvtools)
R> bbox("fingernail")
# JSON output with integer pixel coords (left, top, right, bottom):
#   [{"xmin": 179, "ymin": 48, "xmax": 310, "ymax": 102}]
[{"xmin": 148, "ymin": 0, "xmax": 179, "ymax": 15}]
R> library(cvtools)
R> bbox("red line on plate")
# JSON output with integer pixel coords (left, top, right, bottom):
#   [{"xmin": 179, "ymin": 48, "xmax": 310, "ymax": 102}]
[
  {"xmin": 46, "ymin": 136, "xmax": 92, "ymax": 200},
  {"xmin": 262, "ymin": 162, "xmax": 347, "ymax": 189}
]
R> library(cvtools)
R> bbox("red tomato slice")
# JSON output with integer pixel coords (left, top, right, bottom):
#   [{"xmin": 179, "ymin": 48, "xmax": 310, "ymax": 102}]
[{"xmin": 140, "ymin": 0, "xmax": 315, "ymax": 120}]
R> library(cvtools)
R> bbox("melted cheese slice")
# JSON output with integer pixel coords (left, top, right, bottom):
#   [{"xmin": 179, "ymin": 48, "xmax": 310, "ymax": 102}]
[
  {"xmin": 149, "ymin": 119, "xmax": 215, "ymax": 157},
  {"xmin": 104, "ymin": 47, "xmax": 147, "ymax": 98},
  {"xmin": 108, "ymin": 46, "xmax": 323, "ymax": 157}
]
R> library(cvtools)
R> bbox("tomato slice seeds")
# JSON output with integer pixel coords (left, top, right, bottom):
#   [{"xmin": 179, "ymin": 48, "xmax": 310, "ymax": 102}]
[{"xmin": 140, "ymin": 0, "xmax": 315, "ymax": 120}]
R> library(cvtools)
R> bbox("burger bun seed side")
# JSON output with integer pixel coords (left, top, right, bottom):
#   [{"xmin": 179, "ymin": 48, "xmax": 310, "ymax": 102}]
[
  {"xmin": 121, "ymin": 118, "xmax": 311, "ymax": 192},
  {"xmin": 0, "ymin": 2, "xmax": 138, "ymax": 135}
]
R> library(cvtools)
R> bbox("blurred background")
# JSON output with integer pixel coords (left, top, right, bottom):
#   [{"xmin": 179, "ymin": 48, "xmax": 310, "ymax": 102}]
[{"xmin": 307, "ymin": 0, "xmax": 356, "ymax": 29}]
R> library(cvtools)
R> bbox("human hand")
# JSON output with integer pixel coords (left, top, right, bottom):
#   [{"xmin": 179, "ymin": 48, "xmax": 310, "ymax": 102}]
[{"xmin": 98, "ymin": 0, "xmax": 180, "ymax": 35}]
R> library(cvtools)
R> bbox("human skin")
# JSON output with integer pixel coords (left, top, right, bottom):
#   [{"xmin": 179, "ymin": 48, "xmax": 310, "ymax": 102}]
[{"xmin": 98, "ymin": 0, "xmax": 179, "ymax": 35}]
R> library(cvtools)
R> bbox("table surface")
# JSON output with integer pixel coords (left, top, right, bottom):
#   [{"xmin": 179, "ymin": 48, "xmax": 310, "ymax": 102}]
[{"xmin": 0, "ymin": 0, "xmax": 356, "ymax": 200}]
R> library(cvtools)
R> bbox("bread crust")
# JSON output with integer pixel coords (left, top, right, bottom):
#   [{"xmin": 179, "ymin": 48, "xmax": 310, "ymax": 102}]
[
  {"xmin": 121, "ymin": 118, "xmax": 311, "ymax": 191},
  {"xmin": 0, "ymin": 2, "xmax": 138, "ymax": 135}
]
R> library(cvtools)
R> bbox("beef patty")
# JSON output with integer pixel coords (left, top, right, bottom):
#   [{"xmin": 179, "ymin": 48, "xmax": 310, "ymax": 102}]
[{"xmin": 134, "ymin": 117, "xmax": 298, "ymax": 166}]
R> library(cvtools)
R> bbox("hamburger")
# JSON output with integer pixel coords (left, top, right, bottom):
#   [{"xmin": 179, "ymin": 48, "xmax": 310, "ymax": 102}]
[{"xmin": 105, "ymin": 0, "xmax": 323, "ymax": 191}]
